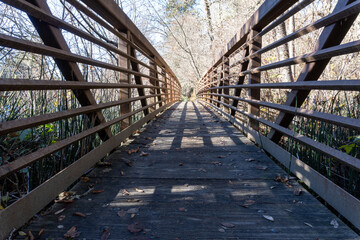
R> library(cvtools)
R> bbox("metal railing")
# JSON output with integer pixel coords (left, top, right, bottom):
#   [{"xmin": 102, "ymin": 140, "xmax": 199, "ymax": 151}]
[
  {"xmin": 0, "ymin": 0, "xmax": 180, "ymax": 237},
  {"xmin": 197, "ymin": 0, "xmax": 360, "ymax": 230}
]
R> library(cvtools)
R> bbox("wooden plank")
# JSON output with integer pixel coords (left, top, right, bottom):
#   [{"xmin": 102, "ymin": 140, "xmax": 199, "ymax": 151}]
[
  {"xmin": 0, "ymin": 101, "xmax": 176, "ymax": 239},
  {"xmin": 200, "ymin": 101, "xmax": 360, "ymax": 230},
  {"xmin": 16, "ymin": 102, "xmax": 358, "ymax": 239}
]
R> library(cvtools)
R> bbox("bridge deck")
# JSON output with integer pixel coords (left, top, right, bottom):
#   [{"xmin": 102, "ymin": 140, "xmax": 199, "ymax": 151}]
[{"xmin": 20, "ymin": 102, "xmax": 358, "ymax": 239}]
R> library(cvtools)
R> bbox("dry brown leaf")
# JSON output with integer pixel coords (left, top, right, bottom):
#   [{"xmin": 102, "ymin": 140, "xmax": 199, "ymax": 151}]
[
  {"xmin": 92, "ymin": 189, "xmax": 104, "ymax": 194},
  {"xmin": 97, "ymin": 162, "xmax": 112, "ymax": 167},
  {"xmin": 120, "ymin": 171, "xmax": 124, "ymax": 176},
  {"xmin": 38, "ymin": 228, "xmax": 44, "ymax": 236},
  {"xmin": 131, "ymin": 213, "xmax": 136, "ymax": 218},
  {"xmin": 135, "ymin": 188, "xmax": 144, "ymax": 193},
  {"xmin": 128, "ymin": 147, "xmax": 140, "ymax": 155},
  {"xmin": 81, "ymin": 177, "xmax": 90, "ymax": 182},
  {"xmin": 28, "ymin": 230, "xmax": 34, "ymax": 240},
  {"xmin": 123, "ymin": 189, "xmax": 130, "ymax": 195},
  {"xmin": 178, "ymin": 207, "xmax": 187, "ymax": 212},
  {"xmin": 73, "ymin": 212, "xmax": 86, "ymax": 218},
  {"xmin": 145, "ymin": 137, "xmax": 153, "ymax": 140},
  {"xmin": 100, "ymin": 227, "xmax": 110, "ymax": 240},
  {"xmin": 58, "ymin": 215, "xmax": 66, "ymax": 221},
  {"xmin": 18, "ymin": 231, "xmax": 27, "ymax": 236},
  {"xmin": 128, "ymin": 223, "xmax": 143, "ymax": 233},
  {"xmin": 64, "ymin": 226, "xmax": 80, "ymax": 238}
]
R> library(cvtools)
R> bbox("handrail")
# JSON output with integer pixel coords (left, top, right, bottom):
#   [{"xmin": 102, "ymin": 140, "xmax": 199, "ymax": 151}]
[
  {"xmin": 197, "ymin": 0, "xmax": 360, "ymax": 230},
  {"xmin": 0, "ymin": 0, "xmax": 181, "ymax": 238}
]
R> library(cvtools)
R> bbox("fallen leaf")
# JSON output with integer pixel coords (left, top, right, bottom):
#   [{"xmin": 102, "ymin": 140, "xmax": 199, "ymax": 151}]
[
  {"xmin": 118, "ymin": 210, "xmax": 127, "ymax": 218},
  {"xmin": 218, "ymin": 228, "xmax": 225, "ymax": 233},
  {"xmin": 73, "ymin": 212, "xmax": 86, "ymax": 218},
  {"xmin": 184, "ymin": 184, "xmax": 189, "ymax": 187},
  {"xmin": 127, "ymin": 198, "xmax": 141, "ymax": 202},
  {"xmin": 140, "ymin": 151, "xmax": 149, "ymax": 156},
  {"xmin": 199, "ymin": 168, "xmax": 207, "ymax": 173},
  {"xmin": 18, "ymin": 231, "xmax": 27, "ymax": 236},
  {"xmin": 121, "ymin": 171, "xmax": 124, "ymax": 176},
  {"xmin": 57, "ymin": 225, "xmax": 64, "ymax": 229},
  {"xmin": 54, "ymin": 199, "xmax": 74, "ymax": 203},
  {"xmin": 330, "ymin": 219, "xmax": 339, "ymax": 228},
  {"xmin": 127, "ymin": 208, "xmax": 139, "ymax": 214},
  {"xmin": 245, "ymin": 158, "xmax": 255, "ymax": 162},
  {"xmin": 81, "ymin": 177, "xmax": 90, "ymax": 182},
  {"xmin": 64, "ymin": 226, "xmax": 80, "ymax": 238},
  {"xmin": 38, "ymin": 228, "xmax": 44, "ymax": 236},
  {"xmin": 135, "ymin": 188, "xmax": 144, "ymax": 193},
  {"xmin": 58, "ymin": 215, "xmax": 66, "ymax": 221},
  {"xmin": 123, "ymin": 189, "xmax": 130, "ymax": 195},
  {"xmin": 145, "ymin": 137, "xmax": 153, "ymax": 140},
  {"xmin": 128, "ymin": 223, "xmax": 143, "ymax": 233},
  {"xmin": 92, "ymin": 189, "xmax": 104, "ymax": 194},
  {"xmin": 263, "ymin": 215, "xmax": 274, "ymax": 222},
  {"xmin": 128, "ymin": 147, "xmax": 140, "ymax": 155},
  {"xmin": 97, "ymin": 162, "xmax": 112, "ymax": 167},
  {"xmin": 54, "ymin": 208, "xmax": 65, "ymax": 215},
  {"xmin": 294, "ymin": 189, "xmax": 302, "ymax": 196},
  {"xmin": 221, "ymin": 222, "xmax": 235, "ymax": 228},
  {"xmin": 256, "ymin": 165, "xmax": 268, "ymax": 171},
  {"xmin": 178, "ymin": 207, "xmax": 187, "ymax": 212},
  {"xmin": 304, "ymin": 222, "xmax": 313, "ymax": 228},
  {"xmin": 270, "ymin": 186, "xmax": 276, "ymax": 189},
  {"xmin": 133, "ymin": 130, "xmax": 141, "ymax": 135},
  {"xmin": 100, "ymin": 227, "xmax": 110, "ymax": 240},
  {"xmin": 28, "ymin": 230, "xmax": 34, "ymax": 240},
  {"xmin": 121, "ymin": 158, "xmax": 132, "ymax": 167},
  {"xmin": 241, "ymin": 199, "xmax": 256, "ymax": 208},
  {"xmin": 131, "ymin": 213, "xmax": 136, "ymax": 218}
]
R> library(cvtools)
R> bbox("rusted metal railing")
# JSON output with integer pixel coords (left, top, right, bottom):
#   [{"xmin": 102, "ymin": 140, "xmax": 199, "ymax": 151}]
[
  {"xmin": 0, "ymin": 0, "xmax": 180, "ymax": 237},
  {"xmin": 197, "ymin": 0, "xmax": 360, "ymax": 229}
]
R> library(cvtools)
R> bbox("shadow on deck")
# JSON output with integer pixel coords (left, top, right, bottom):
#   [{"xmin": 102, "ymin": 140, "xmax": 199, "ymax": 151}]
[{"xmin": 21, "ymin": 102, "xmax": 359, "ymax": 239}]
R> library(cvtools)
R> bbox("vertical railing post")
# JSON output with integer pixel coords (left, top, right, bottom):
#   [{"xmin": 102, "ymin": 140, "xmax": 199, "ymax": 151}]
[
  {"xmin": 223, "ymin": 56, "xmax": 230, "ymax": 113},
  {"xmin": 217, "ymin": 60, "xmax": 224, "ymax": 108},
  {"xmin": 119, "ymin": 30, "xmax": 131, "ymax": 130},
  {"xmin": 210, "ymin": 67, "xmax": 217, "ymax": 105},
  {"xmin": 162, "ymin": 68, "xmax": 168, "ymax": 104},
  {"xmin": 248, "ymin": 29, "xmax": 262, "ymax": 132},
  {"xmin": 149, "ymin": 57, "xmax": 158, "ymax": 112}
]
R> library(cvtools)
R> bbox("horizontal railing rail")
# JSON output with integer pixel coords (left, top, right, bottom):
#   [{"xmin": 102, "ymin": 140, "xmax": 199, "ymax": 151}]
[
  {"xmin": 197, "ymin": 0, "xmax": 360, "ymax": 230},
  {"xmin": 0, "ymin": 0, "xmax": 181, "ymax": 238}
]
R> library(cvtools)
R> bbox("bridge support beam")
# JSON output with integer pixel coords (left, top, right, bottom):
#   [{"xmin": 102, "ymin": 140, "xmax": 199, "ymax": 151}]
[{"xmin": 247, "ymin": 29, "xmax": 262, "ymax": 132}]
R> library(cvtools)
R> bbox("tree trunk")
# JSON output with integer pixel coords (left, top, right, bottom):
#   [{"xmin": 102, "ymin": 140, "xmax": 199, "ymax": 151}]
[{"xmin": 276, "ymin": 22, "xmax": 294, "ymax": 82}]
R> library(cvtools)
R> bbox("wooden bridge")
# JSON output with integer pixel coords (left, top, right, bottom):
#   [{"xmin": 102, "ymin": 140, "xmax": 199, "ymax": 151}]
[{"xmin": 0, "ymin": 0, "xmax": 359, "ymax": 239}]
